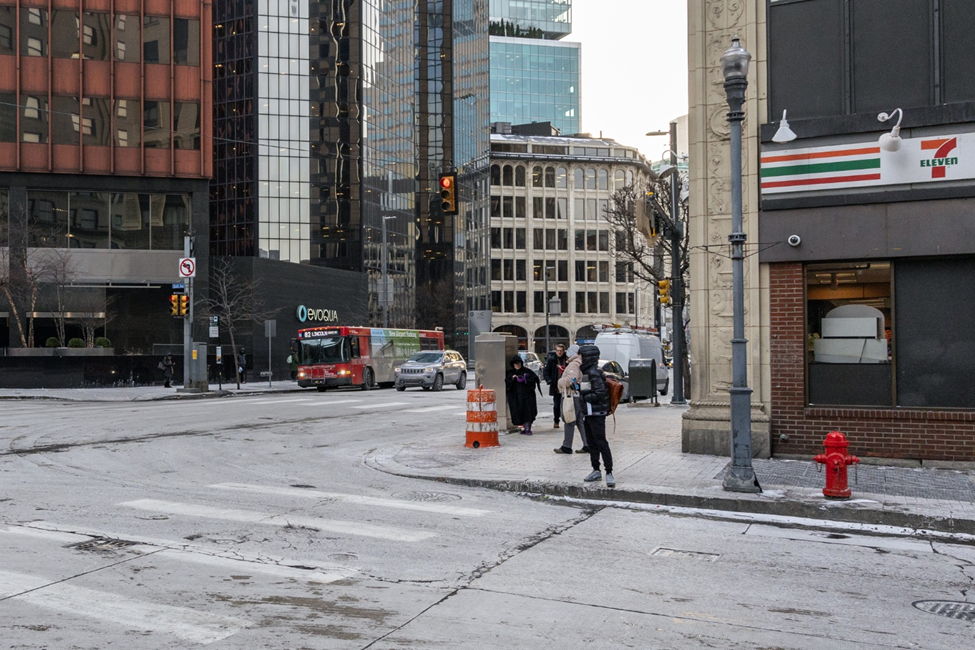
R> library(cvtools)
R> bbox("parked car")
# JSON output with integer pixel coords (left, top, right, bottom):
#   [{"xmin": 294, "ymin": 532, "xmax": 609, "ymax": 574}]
[
  {"xmin": 599, "ymin": 359, "xmax": 630, "ymax": 403},
  {"xmin": 518, "ymin": 350, "xmax": 544, "ymax": 380},
  {"xmin": 594, "ymin": 330, "xmax": 669, "ymax": 396},
  {"xmin": 394, "ymin": 350, "xmax": 467, "ymax": 391}
]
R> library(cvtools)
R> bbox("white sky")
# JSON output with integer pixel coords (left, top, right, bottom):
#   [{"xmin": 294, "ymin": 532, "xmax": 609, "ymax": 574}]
[{"xmin": 568, "ymin": 0, "xmax": 688, "ymax": 161}]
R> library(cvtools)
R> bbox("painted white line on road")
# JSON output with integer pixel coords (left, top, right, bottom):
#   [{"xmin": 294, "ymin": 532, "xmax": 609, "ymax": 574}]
[
  {"xmin": 403, "ymin": 405, "xmax": 458, "ymax": 413},
  {"xmin": 135, "ymin": 548, "xmax": 355, "ymax": 584},
  {"xmin": 350, "ymin": 402, "xmax": 407, "ymax": 410},
  {"xmin": 0, "ymin": 526, "xmax": 90, "ymax": 544},
  {"xmin": 209, "ymin": 483, "xmax": 490, "ymax": 517},
  {"xmin": 119, "ymin": 499, "xmax": 435, "ymax": 542},
  {"xmin": 0, "ymin": 569, "xmax": 250, "ymax": 644},
  {"xmin": 256, "ymin": 398, "xmax": 312, "ymax": 404},
  {"xmin": 301, "ymin": 399, "xmax": 362, "ymax": 406}
]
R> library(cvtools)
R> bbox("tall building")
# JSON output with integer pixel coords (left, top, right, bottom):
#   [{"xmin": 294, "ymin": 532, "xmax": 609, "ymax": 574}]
[
  {"xmin": 488, "ymin": 127, "xmax": 653, "ymax": 352},
  {"xmin": 211, "ymin": 1, "xmax": 489, "ymax": 361},
  {"xmin": 686, "ymin": 1, "xmax": 975, "ymax": 462},
  {"xmin": 489, "ymin": 0, "xmax": 579, "ymax": 134},
  {"xmin": 1, "ymin": 1, "xmax": 212, "ymax": 357}
]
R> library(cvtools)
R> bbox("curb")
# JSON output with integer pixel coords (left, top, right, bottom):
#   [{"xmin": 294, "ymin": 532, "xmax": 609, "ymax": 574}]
[{"xmin": 364, "ymin": 453, "xmax": 975, "ymax": 537}]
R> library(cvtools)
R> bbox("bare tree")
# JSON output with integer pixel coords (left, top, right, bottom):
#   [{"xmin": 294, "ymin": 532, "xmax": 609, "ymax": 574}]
[
  {"xmin": 37, "ymin": 248, "xmax": 77, "ymax": 347},
  {"xmin": 0, "ymin": 245, "xmax": 45, "ymax": 348},
  {"xmin": 200, "ymin": 258, "xmax": 278, "ymax": 387},
  {"xmin": 71, "ymin": 293, "xmax": 116, "ymax": 348}
]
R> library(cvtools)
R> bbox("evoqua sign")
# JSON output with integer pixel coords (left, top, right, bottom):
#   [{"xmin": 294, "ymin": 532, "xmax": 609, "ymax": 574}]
[
  {"xmin": 761, "ymin": 132, "xmax": 975, "ymax": 194},
  {"xmin": 296, "ymin": 305, "xmax": 339, "ymax": 323}
]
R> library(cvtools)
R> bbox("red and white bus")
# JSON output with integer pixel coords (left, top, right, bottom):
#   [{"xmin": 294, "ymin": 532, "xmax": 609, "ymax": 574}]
[{"xmin": 295, "ymin": 326, "xmax": 445, "ymax": 391}]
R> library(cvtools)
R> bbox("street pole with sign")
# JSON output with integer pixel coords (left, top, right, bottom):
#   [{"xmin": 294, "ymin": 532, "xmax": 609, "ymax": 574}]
[
  {"xmin": 265, "ymin": 319, "xmax": 276, "ymax": 388},
  {"xmin": 180, "ymin": 236, "xmax": 195, "ymax": 390}
]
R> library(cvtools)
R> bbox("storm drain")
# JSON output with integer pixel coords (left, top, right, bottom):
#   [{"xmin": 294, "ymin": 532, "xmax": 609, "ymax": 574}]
[
  {"xmin": 912, "ymin": 600, "xmax": 975, "ymax": 622},
  {"xmin": 66, "ymin": 537, "xmax": 139, "ymax": 553},
  {"xmin": 651, "ymin": 548, "xmax": 720, "ymax": 562}
]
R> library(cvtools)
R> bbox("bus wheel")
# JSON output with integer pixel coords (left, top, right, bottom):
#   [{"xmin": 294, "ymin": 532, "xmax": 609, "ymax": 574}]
[
  {"xmin": 432, "ymin": 374, "xmax": 444, "ymax": 392},
  {"xmin": 316, "ymin": 386, "xmax": 327, "ymax": 392},
  {"xmin": 361, "ymin": 368, "xmax": 374, "ymax": 391}
]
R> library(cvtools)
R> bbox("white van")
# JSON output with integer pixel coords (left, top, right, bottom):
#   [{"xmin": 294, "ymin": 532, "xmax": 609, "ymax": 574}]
[{"xmin": 593, "ymin": 330, "xmax": 670, "ymax": 395}]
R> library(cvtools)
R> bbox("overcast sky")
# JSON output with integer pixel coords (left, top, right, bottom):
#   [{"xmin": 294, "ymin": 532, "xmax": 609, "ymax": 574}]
[{"xmin": 568, "ymin": 0, "xmax": 688, "ymax": 161}]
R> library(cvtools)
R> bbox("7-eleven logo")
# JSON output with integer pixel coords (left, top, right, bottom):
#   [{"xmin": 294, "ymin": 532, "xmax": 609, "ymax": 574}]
[{"xmin": 920, "ymin": 137, "xmax": 958, "ymax": 178}]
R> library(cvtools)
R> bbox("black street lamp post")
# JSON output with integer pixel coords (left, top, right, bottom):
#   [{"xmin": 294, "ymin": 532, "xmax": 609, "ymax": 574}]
[{"xmin": 720, "ymin": 38, "xmax": 761, "ymax": 493}]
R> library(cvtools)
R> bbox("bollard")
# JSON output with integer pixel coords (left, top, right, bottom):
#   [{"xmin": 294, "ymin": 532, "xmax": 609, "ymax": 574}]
[
  {"xmin": 813, "ymin": 431, "xmax": 860, "ymax": 499},
  {"xmin": 466, "ymin": 385, "xmax": 500, "ymax": 448}
]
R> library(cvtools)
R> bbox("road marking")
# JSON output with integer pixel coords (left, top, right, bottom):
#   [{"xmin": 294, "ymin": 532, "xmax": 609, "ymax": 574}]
[
  {"xmin": 350, "ymin": 402, "xmax": 407, "ymax": 410},
  {"xmin": 0, "ymin": 526, "xmax": 89, "ymax": 544},
  {"xmin": 256, "ymin": 398, "xmax": 312, "ymax": 404},
  {"xmin": 119, "ymin": 499, "xmax": 435, "ymax": 542},
  {"xmin": 403, "ymin": 405, "xmax": 458, "ymax": 413},
  {"xmin": 135, "ymin": 549, "xmax": 355, "ymax": 584},
  {"xmin": 301, "ymin": 399, "xmax": 362, "ymax": 406},
  {"xmin": 0, "ymin": 569, "xmax": 250, "ymax": 644},
  {"xmin": 209, "ymin": 483, "xmax": 490, "ymax": 517}
]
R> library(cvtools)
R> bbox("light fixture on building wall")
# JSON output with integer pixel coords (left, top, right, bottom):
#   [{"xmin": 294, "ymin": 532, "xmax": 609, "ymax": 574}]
[
  {"xmin": 877, "ymin": 107, "xmax": 904, "ymax": 152},
  {"xmin": 771, "ymin": 109, "xmax": 797, "ymax": 143}
]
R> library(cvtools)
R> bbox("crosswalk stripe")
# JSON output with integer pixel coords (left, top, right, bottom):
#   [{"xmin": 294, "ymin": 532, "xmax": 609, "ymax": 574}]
[
  {"xmin": 0, "ymin": 569, "xmax": 250, "ymax": 644},
  {"xmin": 140, "ymin": 549, "xmax": 355, "ymax": 584},
  {"xmin": 350, "ymin": 402, "xmax": 407, "ymax": 410},
  {"xmin": 119, "ymin": 499, "xmax": 435, "ymax": 542},
  {"xmin": 301, "ymin": 399, "xmax": 362, "ymax": 406},
  {"xmin": 403, "ymin": 405, "xmax": 458, "ymax": 413},
  {"xmin": 257, "ymin": 398, "xmax": 311, "ymax": 404},
  {"xmin": 209, "ymin": 483, "xmax": 490, "ymax": 517}
]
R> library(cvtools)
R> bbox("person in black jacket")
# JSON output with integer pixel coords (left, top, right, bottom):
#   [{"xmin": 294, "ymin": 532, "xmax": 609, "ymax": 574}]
[
  {"xmin": 506, "ymin": 354, "xmax": 542, "ymax": 435},
  {"xmin": 543, "ymin": 344, "xmax": 569, "ymax": 428},
  {"xmin": 577, "ymin": 344, "xmax": 615, "ymax": 487}
]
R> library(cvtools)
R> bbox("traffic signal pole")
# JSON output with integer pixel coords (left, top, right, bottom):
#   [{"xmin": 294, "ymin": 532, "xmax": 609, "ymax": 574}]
[
  {"xmin": 183, "ymin": 235, "xmax": 193, "ymax": 389},
  {"xmin": 669, "ymin": 123, "xmax": 686, "ymax": 405}
]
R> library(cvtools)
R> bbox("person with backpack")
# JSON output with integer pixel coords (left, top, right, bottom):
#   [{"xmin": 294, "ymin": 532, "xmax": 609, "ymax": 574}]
[
  {"xmin": 554, "ymin": 345, "xmax": 589, "ymax": 455},
  {"xmin": 576, "ymin": 344, "xmax": 615, "ymax": 487},
  {"xmin": 543, "ymin": 343, "xmax": 570, "ymax": 428}
]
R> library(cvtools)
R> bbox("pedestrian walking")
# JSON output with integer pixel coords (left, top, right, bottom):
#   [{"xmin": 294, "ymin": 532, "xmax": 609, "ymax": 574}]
[
  {"xmin": 554, "ymin": 345, "xmax": 589, "ymax": 455},
  {"xmin": 237, "ymin": 348, "xmax": 247, "ymax": 384},
  {"xmin": 577, "ymin": 344, "xmax": 615, "ymax": 487},
  {"xmin": 287, "ymin": 345, "xmax": 298, "ymax": 380},
  {"xmin": 505, "ymin": 354, "xmax": 542, "ymax": 435},
  {"xmin": 159, "ymin": 355, "xmax": 174, "ymax": 388},
  {"xmin": 543, "ymin": 343, "xmax": 569, "ymax": 428}
]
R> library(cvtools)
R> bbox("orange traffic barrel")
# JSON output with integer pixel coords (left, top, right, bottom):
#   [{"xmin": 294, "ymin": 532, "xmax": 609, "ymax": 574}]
[{"xmin": 466, "ymin": 386, "xmax": 499, "ymax": 448}]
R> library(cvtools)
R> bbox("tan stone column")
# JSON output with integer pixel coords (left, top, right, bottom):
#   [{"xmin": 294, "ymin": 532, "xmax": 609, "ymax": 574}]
[{"xmin": 682, "ymin": 0, "xmax": 771, "ymax": 457}]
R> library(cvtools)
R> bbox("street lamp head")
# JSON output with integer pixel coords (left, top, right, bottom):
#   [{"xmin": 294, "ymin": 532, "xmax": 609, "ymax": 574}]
[
  {"xmin": 771, "ymin": 109, "xmax": 798, "ymax": 143},
  {"xmin": 720, "ymin": 37, "xmax": 751, "ymax": 82},
  {"xmin": 877, "ymin": 108, "xmax": 904, "ymax": 152}
]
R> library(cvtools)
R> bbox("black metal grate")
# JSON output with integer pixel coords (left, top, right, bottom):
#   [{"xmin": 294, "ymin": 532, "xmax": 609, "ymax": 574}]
[
  {"xmin": 913, "ymin": 600, "xmax": 975, "ymax": 622},
  {"xmin": 66, "ymin": 537, "xmax": 139, "ymax": 553}
]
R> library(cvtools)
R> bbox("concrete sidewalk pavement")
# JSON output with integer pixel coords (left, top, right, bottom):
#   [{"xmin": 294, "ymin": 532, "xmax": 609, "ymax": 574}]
[{"xmin": 365, "ymin": 400, "xmax": 975, "ymax": 538}]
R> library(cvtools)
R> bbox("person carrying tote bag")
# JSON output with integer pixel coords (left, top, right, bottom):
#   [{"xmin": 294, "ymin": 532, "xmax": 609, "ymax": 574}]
[{"xmin": 554, "ymin": 345, "xmax": 589, "ymax": 454}]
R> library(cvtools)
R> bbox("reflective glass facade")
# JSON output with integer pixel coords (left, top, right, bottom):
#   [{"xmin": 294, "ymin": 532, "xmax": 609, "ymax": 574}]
[
  {"xmin": 489, "ymin": 0, "xmax": 571, "ymax": 38},
  {"xmin": 490, "ymin": 37, "xmax": 579, "ymax": 134}
]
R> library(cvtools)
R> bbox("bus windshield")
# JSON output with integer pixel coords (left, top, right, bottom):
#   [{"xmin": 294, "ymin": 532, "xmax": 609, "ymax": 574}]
[{"xmin": 299, "ymin": 337, "xmax": 348, "ymax": 364}]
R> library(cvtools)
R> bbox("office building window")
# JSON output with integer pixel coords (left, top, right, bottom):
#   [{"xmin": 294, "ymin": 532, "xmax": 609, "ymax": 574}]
[
  {"xmin": 143, "ymin": 15, "xmax": 170, "ymax": 64},
  {"xmin": 115, "ymin": 14, "xmax": 139, "ymax": 61},
  {"xmin": 144, "ymin": 101, "xmax": 171, "ymax": 148},
  {"xmin": 0, "ymin": 93, "xmax": 16, "ymax": 142},
  {"xmin": 173, "ymin": 18, "xmax": 200, "ymax": 65},
  {"xmin": 174, "ymin": 102, "xmax": 201, "ymax": 150}
]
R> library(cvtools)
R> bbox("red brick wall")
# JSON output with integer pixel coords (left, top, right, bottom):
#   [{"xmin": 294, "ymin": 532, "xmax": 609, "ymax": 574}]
[{"xmin": 769, "ymin": 262, "xmax": 975, "ymax": 461}]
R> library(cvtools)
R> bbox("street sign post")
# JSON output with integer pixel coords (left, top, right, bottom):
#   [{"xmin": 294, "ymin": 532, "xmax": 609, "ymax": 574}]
[{"xmin": 264, "ymin": 319, "xmax": 277, "ymax": 388}]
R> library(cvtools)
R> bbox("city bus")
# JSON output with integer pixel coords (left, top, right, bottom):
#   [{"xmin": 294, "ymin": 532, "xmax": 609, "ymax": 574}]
[{"xmin": 294, "ymin": 326, "xmax": 445, "ymax": 391}]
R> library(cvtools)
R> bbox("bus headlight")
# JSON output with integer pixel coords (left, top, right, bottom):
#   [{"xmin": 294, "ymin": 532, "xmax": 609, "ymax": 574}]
[{"xmin": 337, "ymin": 369, "xmax": 351, "ymax": 376}]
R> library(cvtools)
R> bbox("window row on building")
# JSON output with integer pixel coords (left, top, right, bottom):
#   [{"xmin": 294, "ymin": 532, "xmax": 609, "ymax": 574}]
[
  {"xmin": 491, "ymin": 259, "xmax": 632, "ymax": 284},
  {"xmin": 491, "ymin": 289, "xmax": 635, "ymax": 315},
  {"xmin": 3, "ymin": 189, "xmax": 191, "ymax": 250},
  {"xmin": 0, "ymin": 9, "xmax": 200, "ymax": 65},
  {"xmin": 490, "ymin": 163, "xmax": 636, "ymax": 189},
  {"xmin": 489, "ymin": 195, "xmax": 612, "ymax": 221},
  {"xmin": 0, "ymin": 96, "xmax": 200, "ymax": 149},
  {"xmin": 490, "ymin": 226, "xmax": 614, "ymax": 251}
]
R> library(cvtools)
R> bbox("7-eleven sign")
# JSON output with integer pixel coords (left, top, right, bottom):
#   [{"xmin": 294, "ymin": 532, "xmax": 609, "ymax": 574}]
[{"xmin": 920, "ymin": 137, "xmax": 958, "ymax": 178}]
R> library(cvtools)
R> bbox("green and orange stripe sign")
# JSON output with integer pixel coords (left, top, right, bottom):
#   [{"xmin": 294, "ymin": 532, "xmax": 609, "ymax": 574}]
[{"xmin": 761, "ymin": 144, "xmax": 881, "ymax": 193}]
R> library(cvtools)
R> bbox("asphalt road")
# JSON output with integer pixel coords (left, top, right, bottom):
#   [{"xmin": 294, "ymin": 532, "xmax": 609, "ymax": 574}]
[{"xmin": 1, "ymin": 387, "xmax": 973, "ymax": 648}]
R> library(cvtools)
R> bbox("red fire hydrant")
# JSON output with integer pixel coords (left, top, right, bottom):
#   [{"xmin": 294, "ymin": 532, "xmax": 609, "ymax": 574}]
[{"xmin": 813, "ymin": 431, "xmax": 860, "ymax": 499}]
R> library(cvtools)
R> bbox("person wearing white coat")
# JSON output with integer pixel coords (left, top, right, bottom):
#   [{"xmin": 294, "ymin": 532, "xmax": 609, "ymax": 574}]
[{"xmin": 553, "ymin": 345, "xmax": 589, "ymax": 454}]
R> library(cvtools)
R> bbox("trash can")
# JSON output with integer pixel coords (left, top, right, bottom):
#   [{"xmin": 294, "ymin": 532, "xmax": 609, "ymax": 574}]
[{"xmin": 627, "ymin": 358, "xmax": 657, "ymax": 402}]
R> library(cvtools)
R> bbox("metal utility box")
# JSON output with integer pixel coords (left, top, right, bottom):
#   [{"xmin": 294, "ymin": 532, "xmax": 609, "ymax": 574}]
[
  {"xmin": 189, "ymin": 343, "xmax": 209, "ymax": 392},
  {"xmin": 474, "ymin": 332, "xmax": 519, "ymax": 432},
  {"xmin": 628, "ymin": 358, "xmax": 658, "ymax": 402}
]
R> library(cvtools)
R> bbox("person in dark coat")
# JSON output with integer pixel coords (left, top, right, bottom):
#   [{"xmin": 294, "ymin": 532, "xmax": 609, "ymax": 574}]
[
  {"xmin": 543, "ymin": 343, "xmax": 569, "ymax": 428},
  {"xmin": 160, "ymin": 355, "xmax": 174, "ymax": 388},
  {"xmin": 506, "ymin": 354, "xmax": 542, "ymax": 435},
  {"xmin": 577, "ymin": 344, "xmax": 615, "ymax": 487}
]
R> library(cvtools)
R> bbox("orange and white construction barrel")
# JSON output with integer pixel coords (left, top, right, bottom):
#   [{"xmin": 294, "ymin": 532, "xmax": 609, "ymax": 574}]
[{"xmin": 466, "ymin": 385, "xmax": 499, "ymax": 448}]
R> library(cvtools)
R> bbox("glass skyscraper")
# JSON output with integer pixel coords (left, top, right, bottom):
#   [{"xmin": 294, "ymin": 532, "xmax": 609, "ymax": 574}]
[{"xmin": 489, "ymin": 0, "xmax": 580, "ymax": 134}]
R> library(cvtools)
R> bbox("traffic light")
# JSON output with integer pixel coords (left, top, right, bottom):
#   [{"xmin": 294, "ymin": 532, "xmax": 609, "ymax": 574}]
[
  {"xmin": 439, "ymin": 174, "xmax": 457, "ymax": 214},
  {"xmin": 658, "ymin": 279, "xmax": 671, "ymax": 305},
  {"xmin": 179, "ymin": 295, "xmax": 190, "ymax": 317},
  {"xmin": 169, "ymin": 294, "xmax": 180, "ymax": 316}
]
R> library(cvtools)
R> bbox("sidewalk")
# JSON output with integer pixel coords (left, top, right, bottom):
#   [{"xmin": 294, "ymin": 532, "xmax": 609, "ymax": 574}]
[
  {"xmin": 0, "ymin": 380, "xmax": 304, "ymax": 401},
  {"xmin": 365, "ymin": 401, "xmax": 975, "ymax": 538}
]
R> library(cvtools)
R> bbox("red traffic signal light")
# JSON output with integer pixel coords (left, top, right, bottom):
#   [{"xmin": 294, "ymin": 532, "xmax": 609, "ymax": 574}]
[
  {"xmin": 439, "ymin": 174, "xmax": 457, "ymax": 214},
  {"xmin": 179, "ymin": 295, "xmax": 190, "ymax": 316},
  {"xmin": 169, "ymin": 294, "xmax": 180, "ymax": 316}
]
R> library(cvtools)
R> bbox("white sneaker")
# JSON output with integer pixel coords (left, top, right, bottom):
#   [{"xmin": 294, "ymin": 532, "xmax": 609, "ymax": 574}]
[
  {"xmin": 605, "ymin": 472, "xmax": 616, "ymax": 488},
  {"xmin": 584, "ymin": 470, "xmax": 602, "ymax": 482}
]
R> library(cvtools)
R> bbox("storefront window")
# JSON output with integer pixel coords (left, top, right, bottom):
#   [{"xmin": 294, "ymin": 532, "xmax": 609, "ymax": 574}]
[{"xmin": 806, "ymin": 262, "xmax": 892, "ymax": 406}]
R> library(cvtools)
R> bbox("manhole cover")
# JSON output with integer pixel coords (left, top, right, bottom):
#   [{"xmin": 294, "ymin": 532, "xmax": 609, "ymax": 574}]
[
  {"xmin": 392, "ymin": 491, "xmax": 462, "ymax": 502},
  {"xmin": 913, "ymin": 600, "xmax": 975, "ymax": 622},
  {"xmin": 651, "ymin": 547, "xmax": 720, "ymax": 562},
  {"xmin": 66, "ymin": 536, "xmax": 139, "ymax": 553}
]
